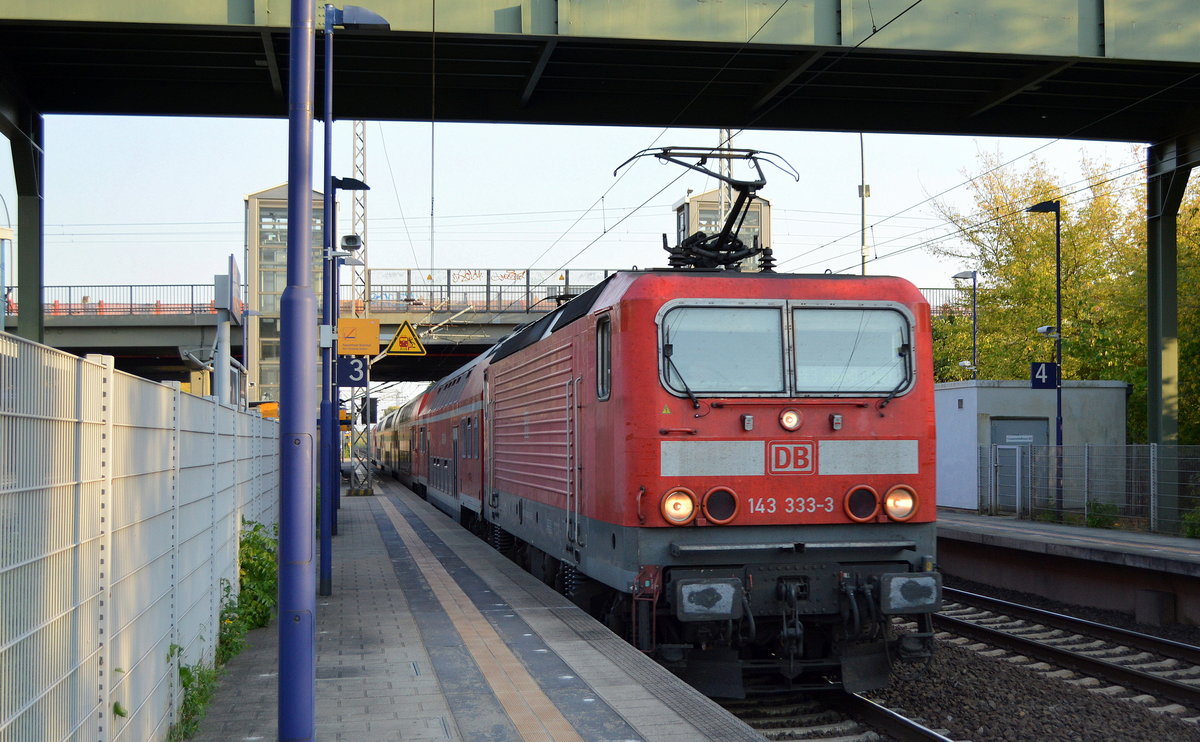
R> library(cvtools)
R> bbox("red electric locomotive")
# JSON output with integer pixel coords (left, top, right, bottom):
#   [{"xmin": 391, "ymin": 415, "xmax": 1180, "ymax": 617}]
[{"xmin": 374, "ymin": 149, "xmax": 940, "ymax": 695}]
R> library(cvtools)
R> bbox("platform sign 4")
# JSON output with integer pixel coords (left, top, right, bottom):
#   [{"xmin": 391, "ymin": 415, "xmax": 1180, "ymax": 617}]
[
  {"xmin": 385, "ymin": 321, "xmax": 426, "ymax": 356},
  {"xmin": 1031, "ymin": 362, "xmax": 1058, "ymax": 390},
  {"xmin": 338, "ymin": 356, "xmax": 369, "ymax": 387},
  {"xmin": 338, "ymin": 318, "xmax": 380, "ymax": 356}
]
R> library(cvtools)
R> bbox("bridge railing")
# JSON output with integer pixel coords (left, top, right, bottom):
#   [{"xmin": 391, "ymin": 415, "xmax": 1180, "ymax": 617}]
[
  {"xmin": 0, "ymin": 333, "xmax": 280, "ymax": 741},
  {"xmin": 5, "ymin": 284, "xmax": 220, "ymax": 315},
  {"xmin": 3, "ymin": 278, "xmax": 969, "ymax": 317}
]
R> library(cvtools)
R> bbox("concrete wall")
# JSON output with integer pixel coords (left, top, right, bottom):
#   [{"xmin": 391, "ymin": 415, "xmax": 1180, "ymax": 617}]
[{"xmin": 935, "ymin": 380, "xmax": 1128, "ymax": 509}]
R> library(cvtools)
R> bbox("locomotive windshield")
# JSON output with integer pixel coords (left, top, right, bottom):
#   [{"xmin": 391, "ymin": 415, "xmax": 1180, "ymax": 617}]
[
  {"xmin": 661, "ymin": 306, "xmax": 785, "ymax": 393},
  {"xmin": 659, "ymin": 302, "xmax": 912, "ymax": 397},
  {"xmin": 793, "ymin": 308, "xmax": 910, "ymax": 394}
]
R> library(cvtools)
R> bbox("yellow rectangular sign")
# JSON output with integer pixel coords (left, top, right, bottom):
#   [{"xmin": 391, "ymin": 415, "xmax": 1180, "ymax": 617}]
[{"xmin": 337, "ymin": 318, "xmax": 380, "ymax": 355}]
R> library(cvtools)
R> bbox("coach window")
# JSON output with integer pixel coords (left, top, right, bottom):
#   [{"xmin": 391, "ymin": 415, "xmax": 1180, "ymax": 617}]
[{"xmin": 596, "ymin": 315, "xmax": 612, "ymax": 400}]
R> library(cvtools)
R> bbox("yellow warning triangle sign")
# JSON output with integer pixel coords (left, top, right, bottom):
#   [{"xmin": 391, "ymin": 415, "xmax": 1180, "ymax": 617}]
[{"xmin": 384, "ymin": 321, "xmax": 427, "ymax": 356}]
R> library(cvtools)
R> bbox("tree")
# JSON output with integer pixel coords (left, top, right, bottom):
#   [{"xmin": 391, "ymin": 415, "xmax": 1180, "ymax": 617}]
[{"xmin": 928, "ymin": 151, "xmax": 1152, "ymax": 441}]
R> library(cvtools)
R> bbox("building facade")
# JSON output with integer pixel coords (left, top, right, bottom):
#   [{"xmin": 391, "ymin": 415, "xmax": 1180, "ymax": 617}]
[{"xmin": 244, "ymin": 184, "xmax": 324, "ymax": 402}]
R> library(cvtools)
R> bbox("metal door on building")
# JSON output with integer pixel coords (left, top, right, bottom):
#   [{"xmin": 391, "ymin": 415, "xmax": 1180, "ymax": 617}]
[{"xmin": 990, "ymin": 418, "xmax": 1048, "ymax": 514}]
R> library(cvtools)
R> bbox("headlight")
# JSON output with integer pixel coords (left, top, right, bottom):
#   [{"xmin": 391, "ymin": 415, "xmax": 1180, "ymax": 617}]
[
  {"xmin": 660, "ymin": 488, "xmax": 697, "ymax": 525},
  {"xmin": 779, "ymin": 408, "xmax": 802, "ymax": 431},
  {"xmin": 843, "ymin": 486, "xmax": 879, "ymax": 522},
  {"xmin": 702, "ymin": 487, "xmax": 739, "ymax": 524},
  {"xmin": 884, "ymin": 486, "xmax": 918, "ymax": 521}
]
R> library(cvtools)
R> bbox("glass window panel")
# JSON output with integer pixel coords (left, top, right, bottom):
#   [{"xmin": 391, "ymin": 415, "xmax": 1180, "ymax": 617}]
[
  {"xmin": 261, "ymin": 271, "xmax": 286, "ymax": 292},
  {"xmin": 259, "ymin": 317, "xmax": 280, "ymax": 339},
  {"xmin": 259, "ymin": 366, "xmax": 280, "ymax": 387},
  {"xmin": 793, "ymin": 309, "xmax": 909, "ymax": 393},
  {"xmin": 661, "ymin": 306, "xmax": 784, "ymax": 393},
  {"xmin": 259, "ymin": 294, "xmax": 280, "ymax": 313},
  {"xmin": 260, "ymin": 340, "xmax": 280, "ymax": 361},
  {"xmin": 260, "ymin": 247, "xmax": 287, "ymax": 266},
  {"xmin": 596, "ymin": 316, "xmax": 612, "ymax": 400}
]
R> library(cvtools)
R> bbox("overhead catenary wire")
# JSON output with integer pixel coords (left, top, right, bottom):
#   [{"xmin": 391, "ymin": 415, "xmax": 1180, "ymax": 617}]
[{"xmin": 807, "ymin": 161, "xmax": 1152, "ymax": 275}]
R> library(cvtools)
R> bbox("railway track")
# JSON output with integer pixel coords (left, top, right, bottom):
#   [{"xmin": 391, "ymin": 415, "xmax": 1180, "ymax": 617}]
[
  {"xmin": 720, "ymin": 691, "xmax": 955, "ymax": 741},
  {"xmin": 935, "ymin": 587, "xmax": 1200, "ymax": 713}
]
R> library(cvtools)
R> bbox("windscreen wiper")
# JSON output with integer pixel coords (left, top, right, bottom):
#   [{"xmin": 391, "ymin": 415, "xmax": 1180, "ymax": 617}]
[
  {"xmin": 877, "ymin": 343, "xmax": 912, "ymax": 411},
  {"xmin": 663, "ymin": 340, "xmax": 701, "ymax": 410}
]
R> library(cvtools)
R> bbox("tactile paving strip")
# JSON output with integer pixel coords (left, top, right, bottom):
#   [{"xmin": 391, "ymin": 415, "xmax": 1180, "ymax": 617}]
[{"xmin": 378, "ymin": 496, "xmax": 586, "ymax": 742}]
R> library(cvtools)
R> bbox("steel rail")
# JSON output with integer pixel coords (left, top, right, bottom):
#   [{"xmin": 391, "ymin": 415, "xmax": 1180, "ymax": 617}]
[
  {"xmin": 828, "ymin": 692, "xmax": 956, "ymax": 742},
  {"xmin": 944, "ymin": 587, "xmax": 1200, "ymax": 665},
  {"xmin": 934, "ymin": 609, "xmax": 1200, "ymax": 708}
]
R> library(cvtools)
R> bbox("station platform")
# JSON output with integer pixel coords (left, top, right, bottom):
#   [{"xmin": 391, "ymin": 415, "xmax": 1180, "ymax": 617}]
[
  {"xmin": 937, "ymin": 509, "xmax": 1200, "ymax": 577},
  {"xmin": 936, "ymin": 508, "xmax": 1200, "ymax": 624},
  {"xmin": 192, "ymin": 480, "xmax": 764, "ymax": 741}
]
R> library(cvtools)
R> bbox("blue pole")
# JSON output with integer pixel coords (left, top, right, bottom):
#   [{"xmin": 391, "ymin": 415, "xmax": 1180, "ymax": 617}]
[
  {"xmin": 332, "ymin": 249, "xmax": 342, "ymax": 532},
  {"xmin": 318, "ymin": 4, "xmax": 336, "ymax": 598},
  {"xmin": 280, "ymin": 0, "xmax": 316, "ymax": 737}
]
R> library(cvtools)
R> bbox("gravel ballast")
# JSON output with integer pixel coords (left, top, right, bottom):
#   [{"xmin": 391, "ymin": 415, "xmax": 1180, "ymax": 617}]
[{"xmin": 869, "ymin": 640, "xmax": 1200, "ymax": 741}]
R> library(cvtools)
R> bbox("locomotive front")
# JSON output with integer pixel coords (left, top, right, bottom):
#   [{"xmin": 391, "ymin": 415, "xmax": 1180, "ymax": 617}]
[{"xmin": 612, "ymin": 271, "xmax": 940, "ymax": 695}]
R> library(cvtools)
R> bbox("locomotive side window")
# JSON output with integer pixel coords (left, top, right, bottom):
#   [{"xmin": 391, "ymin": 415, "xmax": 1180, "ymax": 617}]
[
  {"xmin": 792, "ymin": 308, "xmax": 910, "ymax": 394},
  {"xmin": 661, "ymin": 306, "xmax": 785, "ymax": 393},
  {"xmin": 596, "ymin": 315, "xmax": 612, "ymax": 400}
]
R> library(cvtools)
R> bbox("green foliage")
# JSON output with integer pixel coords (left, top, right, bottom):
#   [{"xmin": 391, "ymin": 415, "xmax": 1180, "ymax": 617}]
[
  {"xmin": 168, "ymin": 659, "xmax": 219, "ymax": 742},
  {"xmin": 168, "ymin": 518, "xmax": 278, "ymax": 741},
  {"xmin": 1086, "ymin": 500, "xmax": 1119, "ymax": 529},
  {"xmin": 926, "ymin": 148, "xmax": 1197, "ymax": 442},
  {"xmin": 112, "ymin": 701, "xmax": 128, "ymax": 718},
  {"xmin": 215, "ymin": 579, "xmax": 245, "ymax": 666},
  {"xmin": 1182, "ymin": 506, "xmax": 1200, "ymax": 538},
  {"xmin": 238, "ymin": 518, "xmax": 279, "ymax": 629}
]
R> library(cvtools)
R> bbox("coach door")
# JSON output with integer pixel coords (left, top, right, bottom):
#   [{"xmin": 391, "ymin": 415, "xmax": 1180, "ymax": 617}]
[{"xmin": 451, "ymin": 426, "xmax": 460, "ymax": 500}]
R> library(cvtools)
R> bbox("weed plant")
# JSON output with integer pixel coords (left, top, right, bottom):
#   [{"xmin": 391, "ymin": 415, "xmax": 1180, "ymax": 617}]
[{"xmin": 168, "ymin": 518, "xmax": 278, "ymax": 741}]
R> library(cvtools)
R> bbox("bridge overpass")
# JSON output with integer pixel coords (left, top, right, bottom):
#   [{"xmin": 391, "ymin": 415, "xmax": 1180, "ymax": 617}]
[
  {"xmin": 1, "ymin": 0, "xmax": 1195, "ymax": 437},
  {"xmin": 2, "ymin": 270, "xmax": 962, "ymax": 382}
]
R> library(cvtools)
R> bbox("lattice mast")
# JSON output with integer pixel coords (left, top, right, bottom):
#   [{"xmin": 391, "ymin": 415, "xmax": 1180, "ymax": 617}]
[{"xmin": 349, "ymin": 119, "xmax": 373, "ymax": 494}]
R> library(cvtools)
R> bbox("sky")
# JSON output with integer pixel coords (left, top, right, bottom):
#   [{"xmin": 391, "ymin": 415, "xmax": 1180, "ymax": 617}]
[{"xmin": 0, "ymin": 116, "xmax": 1147, "ymax": 294}]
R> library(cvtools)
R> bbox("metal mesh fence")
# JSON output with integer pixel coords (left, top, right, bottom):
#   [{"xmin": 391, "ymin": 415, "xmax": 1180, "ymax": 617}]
[
  {"xmin": 978, "ymin": 444, "xmax": 1200, "ymax": 536},
  {"xmin": 0, "ymin": 333, "xmax": 279, "ymax": 741}
]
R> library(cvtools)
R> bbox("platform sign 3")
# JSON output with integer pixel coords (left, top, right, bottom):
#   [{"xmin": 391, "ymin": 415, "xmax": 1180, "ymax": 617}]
[
  {"xmin": 337, "ymin": 318, "xmax": 380, "ymax": 356},
  {"xmin": 338, "ymin": 356, "xmax": 369, "ymax": 387},
  {"xmin": 1031, "ymin": 362, "xmax": 1058, "ymax": 390},
  {"xmin": 385, "ymin": 321, "xmax": 427, "ymax": 356}
]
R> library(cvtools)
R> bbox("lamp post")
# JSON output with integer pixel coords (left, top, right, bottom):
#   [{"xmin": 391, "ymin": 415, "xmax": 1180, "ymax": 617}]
[
  {"xmin": 1027, "ymin": 199, "xmax": 1063, "ymax": 519},
  {"xmin": 319, "ymin": 2, "xmax": 387, "ymax": 599},
  {"xmin": 319, "ymin": 179, "xmax": 366, "ymax": 599},
  {"xmin": 280, "ymin": 0, "xmax": 317, "ymax": 736},
  {"xmin": 953, "ymin": 270, "xmax": 977, "ymax": 379}
]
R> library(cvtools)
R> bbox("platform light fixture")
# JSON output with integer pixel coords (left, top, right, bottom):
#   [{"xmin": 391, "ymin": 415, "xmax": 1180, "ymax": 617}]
[
  {"xmin": 1026, "ymin": 199, "xmax": 1063, "ymax": 520},
  {"xmin": 952, "ymin": 270, "xmax": 977, "ymax": 380},
  {"xmin": 318, "ymin": 2, "xmax": 388, "ymax": 603}
]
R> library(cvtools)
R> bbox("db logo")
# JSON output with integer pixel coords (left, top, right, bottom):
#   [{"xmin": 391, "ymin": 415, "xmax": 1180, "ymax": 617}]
[{"xmin": 768, "ymin": 441, "xmax": 815, "ymax": 474}]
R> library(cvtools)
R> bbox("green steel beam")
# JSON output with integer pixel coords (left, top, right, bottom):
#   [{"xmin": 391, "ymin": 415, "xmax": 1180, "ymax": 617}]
[{"xmin": 2, "ymin": 1, "xmax": 1200, "ymax": 64}]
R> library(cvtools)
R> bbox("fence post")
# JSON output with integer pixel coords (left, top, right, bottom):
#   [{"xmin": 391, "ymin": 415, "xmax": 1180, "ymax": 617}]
[
  {"xmin": 486, "ymin": 270, "xmax": 492, "ymax": 311},
  {"xmin": 168, "ymin": 381, "xmax": 183, "ymax": 724},
  {"xmin": 525, "ymin": 271, "xmax": 532, "ymax": 312},
  {"xmin": 988, "ymin": 444, "xmax": 996, "ymax": 514},
  {"xmin": 1150, "ymin": 443, "xmax": 1159, "ymax": 532},
  {"xmin": 1083, "ymin": 444, "xmax": 1090, "ymax": 520},
  {"xmin": 86, "ymin": 354, "xmax": 116, "ymax": 742}
]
